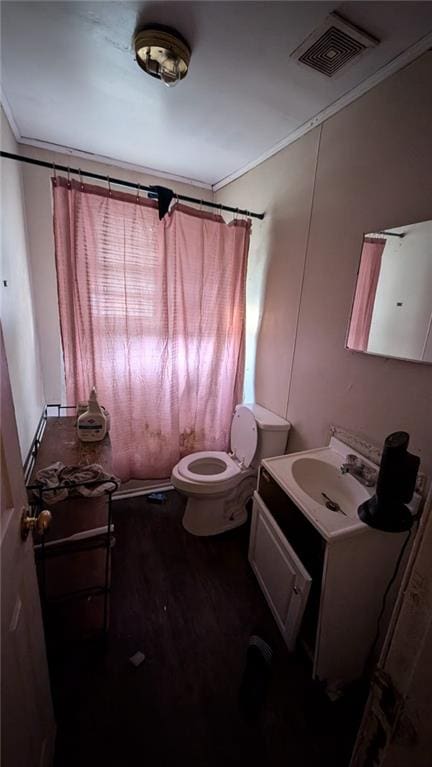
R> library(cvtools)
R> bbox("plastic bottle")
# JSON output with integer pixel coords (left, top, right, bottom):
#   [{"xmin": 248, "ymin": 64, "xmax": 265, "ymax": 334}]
[{"xmin": 77, "ymin": 387, "xmax": 107, "ymax": 442}]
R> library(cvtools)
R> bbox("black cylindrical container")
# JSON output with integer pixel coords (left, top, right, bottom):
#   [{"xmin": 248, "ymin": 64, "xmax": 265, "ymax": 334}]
[
  {"xmin": 358, "ymin": 431, "xmax": 419, "ymax": 532},
  {"xmin": 377, "ymin": 432, "xmax": 411, "ymax": 501}
]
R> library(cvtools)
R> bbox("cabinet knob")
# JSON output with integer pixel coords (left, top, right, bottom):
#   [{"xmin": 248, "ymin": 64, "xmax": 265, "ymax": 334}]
[{"xmin": 293, "ymin": 585, "xmax": 299, "ymax": 595}]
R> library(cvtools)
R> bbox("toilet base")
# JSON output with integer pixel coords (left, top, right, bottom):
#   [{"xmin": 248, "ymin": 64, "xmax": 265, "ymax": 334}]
[
  {"xmin": 181, "ymin": 474, "xmax": 256, "ymax": 536},
  {"xmin": 183, "ymin": 500, "xmax": 248, "ymax": 536}
]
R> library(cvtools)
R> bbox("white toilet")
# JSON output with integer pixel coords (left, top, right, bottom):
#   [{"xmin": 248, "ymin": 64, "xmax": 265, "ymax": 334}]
[{"xmin": 171, "ymin": 403, "xmax": 290, "ymax": 536}]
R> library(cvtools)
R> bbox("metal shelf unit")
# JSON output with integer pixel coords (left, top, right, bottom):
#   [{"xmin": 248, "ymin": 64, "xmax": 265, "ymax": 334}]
[{"xmin": 26, "ymin": 406, "xmax": 118, "ymax": 641}]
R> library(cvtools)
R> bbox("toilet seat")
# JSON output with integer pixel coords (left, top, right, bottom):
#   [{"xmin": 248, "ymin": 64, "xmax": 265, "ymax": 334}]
[
  {"xmin": 177, "ymin": 451, "xmax": 241, "ymax": 483},
  {"xmin": 174, "ymin": 407, "xmax": 259, "ymax": 492}
]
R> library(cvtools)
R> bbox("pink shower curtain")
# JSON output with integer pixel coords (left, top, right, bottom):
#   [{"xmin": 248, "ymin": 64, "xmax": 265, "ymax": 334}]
[
  {"xmin": 52, "ymin": 177, "xmax": 250, "ymax": 480},
  {"xmin": 347, "ymin": 237, "xmax": 386, "ymax": 352}
]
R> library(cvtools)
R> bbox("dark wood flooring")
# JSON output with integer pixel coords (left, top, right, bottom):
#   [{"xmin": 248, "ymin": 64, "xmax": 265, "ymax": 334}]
[{"xmin": 51, "ymin": 491, "xmax": 366, "ymax": 766}]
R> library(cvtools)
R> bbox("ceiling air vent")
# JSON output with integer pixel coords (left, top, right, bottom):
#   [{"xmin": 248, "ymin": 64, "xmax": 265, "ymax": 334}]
[{"xmin": 291, "ymin": 12, "xmax": 379, "ymax": 78}]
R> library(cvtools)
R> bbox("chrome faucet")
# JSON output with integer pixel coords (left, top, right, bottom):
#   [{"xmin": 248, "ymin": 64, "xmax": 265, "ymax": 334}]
[{"xmin": 340, "ymin": 454, "xmax": 377, "ymax": 487}]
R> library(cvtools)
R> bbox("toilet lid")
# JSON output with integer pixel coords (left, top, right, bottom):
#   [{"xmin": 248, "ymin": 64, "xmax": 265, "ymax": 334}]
[{"xmin": 230, "ymin": 406, "xmax": 257, "ymax": 468}]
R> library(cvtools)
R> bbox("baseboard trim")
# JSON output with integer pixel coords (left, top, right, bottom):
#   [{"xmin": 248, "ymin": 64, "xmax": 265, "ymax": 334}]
[
  {"xmin": 34, "ymin": 524, "xmax": 115, "ymax": 550},
  {"xmin": 113, "ymin": 483, "xmax": 174, "ymax": 501}
]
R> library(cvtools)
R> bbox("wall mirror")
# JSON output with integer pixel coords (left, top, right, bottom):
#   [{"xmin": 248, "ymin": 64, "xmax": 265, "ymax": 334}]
[{"xmin": 346, "ymin": 219, "xmax": 432, "ymax": 364}]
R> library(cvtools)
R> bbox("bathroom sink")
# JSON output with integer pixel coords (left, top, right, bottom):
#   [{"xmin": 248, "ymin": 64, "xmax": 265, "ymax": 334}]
[
  {"xmin": 260, "ymin": 437, "xmax": 379, "ymax": 538},
  {"xmin": 291, "ymin": 456, "xmax": 370, "ymax": 518},
  {"xmin": 261, "ymin": 436, "xmax": 420, "ymax": 541}
]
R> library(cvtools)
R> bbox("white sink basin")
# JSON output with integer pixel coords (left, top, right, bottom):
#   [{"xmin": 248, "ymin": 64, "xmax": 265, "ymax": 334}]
[
  {"xmin": 291, "ymin": 456, "xmax": 370, "ymax": 519},
  {"xmin": 261, "ymin": 437, "xmax": 378, "ymax": 539}
]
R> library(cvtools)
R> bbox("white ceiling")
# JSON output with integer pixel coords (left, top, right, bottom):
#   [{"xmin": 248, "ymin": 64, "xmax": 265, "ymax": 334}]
[{"xmin": 2, "ymin": 1, "xmax": 432, "ymax": 189}]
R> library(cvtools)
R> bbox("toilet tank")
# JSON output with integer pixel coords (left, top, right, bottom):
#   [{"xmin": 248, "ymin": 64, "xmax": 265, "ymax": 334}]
[{"xmin": 240, "ymin": 403, "xmax": 290, "ymax": 467}]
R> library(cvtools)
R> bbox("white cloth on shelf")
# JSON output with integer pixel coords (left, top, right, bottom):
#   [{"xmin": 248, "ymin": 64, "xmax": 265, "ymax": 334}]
[{"xmin": 32, "ymin": 462, "xmax": 120, "ymax": 504}]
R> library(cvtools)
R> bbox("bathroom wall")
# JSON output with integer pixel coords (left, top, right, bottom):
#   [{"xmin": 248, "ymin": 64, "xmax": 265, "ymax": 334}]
[
  {"xmin": 227, "ymin": 128, "xmax": 320, "ymax": 408},
  {"xmin": 216, "ymin": 52, "xmax": 432, "ymax": 476},
  {"xmin": 0, "ymin": 108, "xmax": 45, "ymax": 458},
  {"xmin": 18, "ymin": 144, "xmax": 214, "ymax": 403}
]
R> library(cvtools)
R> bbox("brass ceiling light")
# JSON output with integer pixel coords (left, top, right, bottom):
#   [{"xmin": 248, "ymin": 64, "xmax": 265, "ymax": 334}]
[{"xmin": 134, "ymin": 25, "xmax": 191, "ymax": 87}]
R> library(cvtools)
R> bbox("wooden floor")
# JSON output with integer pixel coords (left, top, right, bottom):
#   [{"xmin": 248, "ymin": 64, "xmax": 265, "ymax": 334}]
[{"xmin": 51, "ymin": 491, "xmax": 365, "ymax": 766}]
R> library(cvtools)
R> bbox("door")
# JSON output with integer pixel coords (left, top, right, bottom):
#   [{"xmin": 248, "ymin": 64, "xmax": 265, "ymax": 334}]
[
  {"xmin": 249, "ymin": 491, "xmax": 312, "ymax": 651},
  {"xmin": 350, "ymin": 487, "xmax": 432, "ymax": 767},
  {"xmin": 1, "ymin": 330, "xmax": 56, "ymax": 766}
]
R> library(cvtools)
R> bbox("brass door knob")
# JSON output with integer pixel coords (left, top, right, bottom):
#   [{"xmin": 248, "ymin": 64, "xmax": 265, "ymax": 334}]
[{"xmin": 21, "ymin": 508, "xmax": 52, "ymax": 540}]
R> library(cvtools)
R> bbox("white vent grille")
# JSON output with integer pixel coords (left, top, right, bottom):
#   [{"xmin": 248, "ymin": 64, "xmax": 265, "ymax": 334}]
[{"xmin": 291, "ymin": 12, "xmax": 379, "ymax": 79}]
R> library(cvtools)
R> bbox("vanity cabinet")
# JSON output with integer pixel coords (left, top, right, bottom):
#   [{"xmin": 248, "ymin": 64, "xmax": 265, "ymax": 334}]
[
  {"xmin": 249, "ymin": 463, "xmax": 411, "ymax": 691},
  {"xmin": 250, "ymin": 493, "xmax": 312, "ymax": 651}
]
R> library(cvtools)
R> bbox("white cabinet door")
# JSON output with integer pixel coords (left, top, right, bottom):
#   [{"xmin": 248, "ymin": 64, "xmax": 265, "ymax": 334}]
[{"xmin": 249, "ymin": 492, "xmax": 312, "ymax": 651}]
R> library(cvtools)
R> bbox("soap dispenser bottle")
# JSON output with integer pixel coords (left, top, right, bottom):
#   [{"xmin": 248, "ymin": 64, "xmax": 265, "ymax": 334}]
[{"xmin": 77, "ymin": 387, "xmax": 107, "ymax": 442}]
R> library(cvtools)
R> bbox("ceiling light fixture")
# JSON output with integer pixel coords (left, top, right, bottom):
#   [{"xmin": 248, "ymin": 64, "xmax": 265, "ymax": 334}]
[{"xmin": 134, "ymin": 25, "xmax": 191, "ymax": 88}]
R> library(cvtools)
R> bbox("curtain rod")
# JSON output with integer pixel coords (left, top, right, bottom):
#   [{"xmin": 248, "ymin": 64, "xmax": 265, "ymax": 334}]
[{"xmin": 0, "ymin": 151, "xmax": 265, "ymax": 221}]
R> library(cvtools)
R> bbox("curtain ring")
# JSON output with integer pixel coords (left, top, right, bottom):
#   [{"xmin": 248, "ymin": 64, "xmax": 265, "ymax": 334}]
[
  {"xmin": 79, "ymin": 168, "xmax": 84, "ymax": 191},
  {"xmin": 136, "ymin": 183, "xmax": 140, "ymax": 203},
  {"xmin": 107, "ymin": 175, "xmax": 111, "ymax": 197},
  {"xmin": 67, "ymin": 167, "xmax": 71, "ymax": 188},
  {"xmin": 52, "ymin": 161, "xmax": 57, "ymax": 183}
]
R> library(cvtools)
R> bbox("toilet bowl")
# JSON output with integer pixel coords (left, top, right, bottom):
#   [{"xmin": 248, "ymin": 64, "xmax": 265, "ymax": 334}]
[{"xmin": 171, "ymin": 404, "xmax": 290, "ymax": 536}]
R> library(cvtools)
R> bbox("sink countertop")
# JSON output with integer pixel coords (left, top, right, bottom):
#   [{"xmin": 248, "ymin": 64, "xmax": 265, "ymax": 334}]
[{"xmin": 261, "ymin": 438, "xmax": 376, "ymax": 542}]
